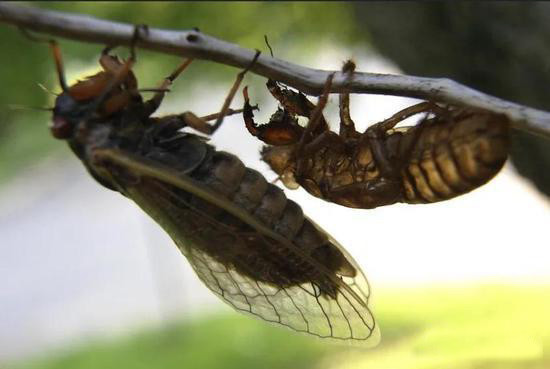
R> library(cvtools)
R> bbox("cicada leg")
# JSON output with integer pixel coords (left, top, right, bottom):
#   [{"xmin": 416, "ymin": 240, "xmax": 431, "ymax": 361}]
[
  {"xmin": 153, "ymin": 50, "xmax": 261, "ymax": 136},
  {"xmin": 338, "ymin": 90, "xmax": 357, "ymax": 138},
  {"xmin": 242, "ymin": 86, "xmax": 304, "ymax": 145},
  {"xmin": 261, "ymin": 35, "xmax": 321, "ymax": 122},
  {"xmin": 338, "ymin": 60, "xmax": 360, "ymax": 140},
  {"xmin": 83, "ymin": 26, "xmax": 152, "ymax": 117},
  {"xmin": 248, "ymin": 73, "xmax": 337, "ymax": 184},
  {"xmin": 362, "ymin": 101, "xmax": 443, "ymax": 179},
  {"xmin": 266, "ymin": 79, "xmax": 317, "ymax": 118},
  {"xmin": 366, "ymin": 101, "xmax": 439, "ymax": 136},
  {"xmin": 199, "ymin": 108, "xmax": 249, "ymax": 122},
  {"xmin": 208, "ymin": 50, "xmax": 262, "ymax": 134},
  {"xmin": 324, "ymin": 178, "xmax": 404, "ymax": 209},
  {"xmin": 143, "ymin": 58, "xmax": 194, "ymax": 116},
  {"xmin": 294, "ymin": 73, "xmax": 335, "ymax": 173},
  {"xmin": 265, "ymin": 80, "xmax": 331, "ymax": 139},
  {"xmin": 19, "ymin": 28, "xmax": 68, "ymax": 92}
]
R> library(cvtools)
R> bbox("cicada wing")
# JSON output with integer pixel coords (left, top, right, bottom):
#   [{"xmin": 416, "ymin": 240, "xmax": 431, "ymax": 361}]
[
  {"xmin": 307, "ymin": 216, "xmax": 372, "ymax": 303},
  {"xmin": 303, "ymin": 216, "xmax": 379, "ymax": 343},
  {"xmin": 180, "ymin": 239, "xmax": 379, "ymax": 346},
  {"xmin": 93, "ymin": 148, "xmax": 379, "ymax": 346}
]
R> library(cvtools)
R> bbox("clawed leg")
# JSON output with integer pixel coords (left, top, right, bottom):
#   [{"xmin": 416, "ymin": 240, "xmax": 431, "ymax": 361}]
[
  {"xmin": 266, "ymin": 79, "xmax": 317, "ymax": 117},
  {"xmin": 242, "ymin": 86, "xmax": 303, "ymax": 145},
  {"xmin": 242, "ymin": 73, "xmax": 334, "ymax": 149},
  {"xmin": 265, "ymin": 79, "xmax": 331, "ymax": 136},
  {"xmin": 262, "ymin": 35, "xmax": 321, "ymax": 120}
]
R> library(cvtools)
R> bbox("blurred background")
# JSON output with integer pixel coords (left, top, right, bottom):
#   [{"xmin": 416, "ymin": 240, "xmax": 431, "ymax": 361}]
[{"xmin": 0, "ymin": 2, "xmax": 549, "ymax": 369}]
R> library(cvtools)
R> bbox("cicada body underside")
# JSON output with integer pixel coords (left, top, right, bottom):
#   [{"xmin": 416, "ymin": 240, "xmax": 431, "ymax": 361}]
[
  {"xmin": 37, "ymin": 29, "xmax": 379, "ymax": 345},
  {"xmin": 243, "ymin": 61, "xmax": 509, "ymax": 209},
  {"xmin": 393, "ymin": 107, "xmax": 509, "ymax": 204}
]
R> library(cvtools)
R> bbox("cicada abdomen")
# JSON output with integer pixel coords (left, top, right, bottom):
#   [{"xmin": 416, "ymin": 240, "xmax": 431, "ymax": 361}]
[{"xmin": 396, "ymin": 108, "xmax": 509, "ymax": 204}]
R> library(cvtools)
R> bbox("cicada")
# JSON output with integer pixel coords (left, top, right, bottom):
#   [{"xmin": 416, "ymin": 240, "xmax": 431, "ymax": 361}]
[
  {"xmin": 33, "ymin": 28, "xmax": 379, "ymax": 345},
  {"xmin": 243, "ymin": 61, "xmax": 509, "ymax": 209}
]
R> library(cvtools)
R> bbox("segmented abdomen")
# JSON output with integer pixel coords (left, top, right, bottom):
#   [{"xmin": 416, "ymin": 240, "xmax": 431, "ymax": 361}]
[
  {"xmin": 400, "ymin": 110, "xmax": 509, "ymax": 204},
  {"xmin": 193, "ymin": 143, "xmax": 354, "ymax": 287}
]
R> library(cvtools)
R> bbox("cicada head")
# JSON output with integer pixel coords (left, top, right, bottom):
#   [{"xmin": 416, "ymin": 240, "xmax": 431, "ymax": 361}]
[
  {"xmin": 51, "ymin": 53, "xmax": 139, "ymax": 140},
  {"xmin": 51, "ymin": 92, "xmax": 91, "ymax": 139}
]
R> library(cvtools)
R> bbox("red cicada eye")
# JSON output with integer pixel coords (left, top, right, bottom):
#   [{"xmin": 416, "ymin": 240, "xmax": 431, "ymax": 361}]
[{"xmin": 50, "ymin": 116, "xmax": 73, "ymax": 139}]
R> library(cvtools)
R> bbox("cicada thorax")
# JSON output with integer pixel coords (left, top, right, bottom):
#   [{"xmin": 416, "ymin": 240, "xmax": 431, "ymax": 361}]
[
  {"xmin": 396, "ymin": 108, "xmax": 510, "ymax": 204},
  {"xmin": 261, "ymin": 134, "xmax": 392, "ymax": 209}
]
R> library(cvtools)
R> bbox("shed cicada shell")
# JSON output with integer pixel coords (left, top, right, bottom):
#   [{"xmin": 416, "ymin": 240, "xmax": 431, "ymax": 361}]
[
  {"xmin": 243, "ymin": 61, "xmax": 510, "ymax": 209},
  {"xmin": 32, "ymin": 28, "xmax": 379, "ymax": 346}
]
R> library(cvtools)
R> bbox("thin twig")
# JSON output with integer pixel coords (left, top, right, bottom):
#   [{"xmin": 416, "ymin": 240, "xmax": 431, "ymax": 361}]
[{"xmin": 0, "ymin": 3, "xmax": 549, "ymax": 139}]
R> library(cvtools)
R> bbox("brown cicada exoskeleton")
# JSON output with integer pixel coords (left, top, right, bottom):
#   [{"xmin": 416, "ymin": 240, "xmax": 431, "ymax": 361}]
[
  {"xmin": 30, "ymin": 28, "xmax": 378, "ymax": 345},
  {"xmin": 243, "ymin": 61, "xmax": 509, "ymax": 209}
]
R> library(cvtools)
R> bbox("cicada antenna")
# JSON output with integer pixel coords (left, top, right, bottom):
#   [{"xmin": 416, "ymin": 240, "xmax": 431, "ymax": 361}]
[
  {"xmin": 19, "ymin": 28, "xmax": 69, "ymax": 93},
  {"xmin": 6, "ymin": 104, "xmax": 53, "ymax": 112},
  {"xmin": 37, "ymin": 83, "xmax": 59, "ymax": 96}
]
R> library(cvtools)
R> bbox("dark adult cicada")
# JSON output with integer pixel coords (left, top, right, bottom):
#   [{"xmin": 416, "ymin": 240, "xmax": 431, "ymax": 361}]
[
  {"xmin": 243, "ymin": 61, "xmax": 509, "ymax": 209},
  {"xmin": 33, "ymin": 29, "xmax": 379, "ymax": 346}
]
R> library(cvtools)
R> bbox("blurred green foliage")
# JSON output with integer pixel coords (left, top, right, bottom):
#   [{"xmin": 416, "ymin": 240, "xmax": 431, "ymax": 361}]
[
  {"xmin": 0, "ymin": 2, "xmax": 363, "ymax": 182},
  {"xmin": 10, "ymin": 313, "xmax": 331, "ymax": 369},
  {"xmin": 9, "ymin": 285, "xmax": 550, "ymax": 369}
]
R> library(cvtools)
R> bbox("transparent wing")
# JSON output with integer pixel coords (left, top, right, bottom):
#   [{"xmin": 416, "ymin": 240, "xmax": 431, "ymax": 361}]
[
  {"xmin": 96, "ymin": 148, "xmax": 379, "ymax": 346},
  {"xmin": 180, "ymin": 242, "xmax": 379, "ymax": 345},
  {"xmin": 171, "ymin": 197, "xmax": 379, "ymax": 345}
]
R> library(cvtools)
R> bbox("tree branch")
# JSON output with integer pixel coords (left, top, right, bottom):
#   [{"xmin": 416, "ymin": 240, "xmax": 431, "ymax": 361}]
[{"xmin": 1, "ymin": 3, "xmax": 549, "ymax": 139}]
